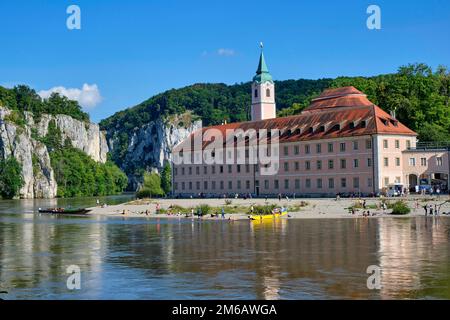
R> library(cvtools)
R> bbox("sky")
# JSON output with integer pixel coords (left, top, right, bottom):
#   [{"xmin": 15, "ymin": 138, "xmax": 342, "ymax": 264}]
[{"xmin": 0, "ymin": 0, "xmax": 449, "ymax": 123}]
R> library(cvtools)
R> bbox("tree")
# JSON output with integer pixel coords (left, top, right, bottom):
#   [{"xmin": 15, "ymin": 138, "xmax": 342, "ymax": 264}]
[
  {"xmin": 0, "ymin": 157, "xmax": 24, "ymax": 199},
  {"xmin": 136, "ymin": 172, "xmax": 164, "ymax": 198},
  {"xmin": 161, "ymin": 163, "xmax": 172, "ymax": 195}
]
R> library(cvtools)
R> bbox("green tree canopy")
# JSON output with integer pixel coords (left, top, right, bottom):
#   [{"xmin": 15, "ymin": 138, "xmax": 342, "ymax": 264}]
[{"xmin": 0, "ymin": 157, "xmax": 24, "ymax": 199}]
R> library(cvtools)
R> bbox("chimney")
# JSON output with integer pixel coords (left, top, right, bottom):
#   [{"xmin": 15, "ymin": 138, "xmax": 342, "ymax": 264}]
[{"xmin": 390, "ymin": 109, "xmax": 396, "ymax": 119}]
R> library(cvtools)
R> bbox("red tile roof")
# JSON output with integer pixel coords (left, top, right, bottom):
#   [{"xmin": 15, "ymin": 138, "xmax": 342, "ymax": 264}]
[{"xmin": 174, "ymin": 86, "xmax": 417, "ymax": 151}]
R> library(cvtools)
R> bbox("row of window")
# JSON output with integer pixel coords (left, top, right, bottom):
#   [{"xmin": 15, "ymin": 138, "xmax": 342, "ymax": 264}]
[
  {"xmin": 383, "ymin": 139, "xmax": 412, "ymax": 149},
  {"xmin": 408, "ymin": 157, "xmax": 444, "ymax": 166},
  {"xmin": 174, "ymin": 177, "xmax": 372, "ymax": 191},
  {"xmin": 174, "ymin": 157, "xmax": 374, "ymax": 176}
]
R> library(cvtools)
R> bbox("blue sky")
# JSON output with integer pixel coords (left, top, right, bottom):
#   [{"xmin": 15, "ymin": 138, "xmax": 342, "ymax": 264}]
[{"xmin": 1, "ymin": 0, "xmax": 449, "ymax": 122}]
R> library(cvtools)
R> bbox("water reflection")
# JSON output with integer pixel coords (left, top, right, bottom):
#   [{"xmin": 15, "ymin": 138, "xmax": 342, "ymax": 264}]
[{"xmin": 0, "ymin": 209, "xmax": 449, "ymax": 299}]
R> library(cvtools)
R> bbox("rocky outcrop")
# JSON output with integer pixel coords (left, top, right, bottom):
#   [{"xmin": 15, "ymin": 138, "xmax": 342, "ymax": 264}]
[
  {"xmin": 107, "ymin": 114, "xmax": 201, "ymax": 189},
  {"xmin": 0, "ymin": 107, "xmax": 109, "ymax": 198}
]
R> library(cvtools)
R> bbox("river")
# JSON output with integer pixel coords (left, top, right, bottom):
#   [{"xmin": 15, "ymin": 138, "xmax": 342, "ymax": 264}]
[{"xmin": 0, "ymin": 195, "xmax": 449, "ymax": 299}]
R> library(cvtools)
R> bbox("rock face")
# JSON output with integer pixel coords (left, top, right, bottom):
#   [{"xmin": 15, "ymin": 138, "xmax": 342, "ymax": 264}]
[
  {"xmin": 0, "ymin": 107, "xmax": 108, "ymax": 198},
  {"xmin": 106, "ymin": 116, "xmax": 201, "ymax": 189}
]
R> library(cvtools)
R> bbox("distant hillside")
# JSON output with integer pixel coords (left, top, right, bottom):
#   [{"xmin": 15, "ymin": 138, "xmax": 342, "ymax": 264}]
[{"xmin": 100, "ymin": 63, "xmax": 449, "ymax": 183}]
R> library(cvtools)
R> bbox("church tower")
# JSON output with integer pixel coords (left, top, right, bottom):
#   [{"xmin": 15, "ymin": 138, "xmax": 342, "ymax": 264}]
[{"xmin": 251, "ymin": 45, "xmax": 276, "ymax": 121}]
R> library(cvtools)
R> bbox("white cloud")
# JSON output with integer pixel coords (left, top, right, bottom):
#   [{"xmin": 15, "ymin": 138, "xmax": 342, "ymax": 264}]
[
  {"xmin": 217, "ymin": 48, "xmax": 236, "ymax": 56},
  {"xmin": 38, "ymin": 83, "xmax": 102, "ymax": 109}
]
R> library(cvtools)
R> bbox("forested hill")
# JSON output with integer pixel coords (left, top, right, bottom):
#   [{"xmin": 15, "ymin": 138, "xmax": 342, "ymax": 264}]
[{"xmin": 100, "ymin": 63, "xmax": 450, "ymax": 143}]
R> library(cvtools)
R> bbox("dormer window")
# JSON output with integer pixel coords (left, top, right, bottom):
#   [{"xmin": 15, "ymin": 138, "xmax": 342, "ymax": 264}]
[
  {"xmin": 332, "ymin": 124, "xmax": 341, "ymax": 131},
  {"xmin": 381, "ymin": 118, "xmax": 389, "ymax": 126},
  {"xmin": 295, "ymin": 128, "xmax": 301, "ymax": 135},
  {"xmin": 361, "ymin": 120, "xmax": 367, "ymax": 128},
  {"xmin": 308, "ymin": 127, "xmax": 314, "ymax": 134},
  {"xmin": 349, "ymin": 122, "xmax": 355, "ymax": 129},
  {"xmin": 390, "ymin": 119, "xmax": 398, "ymax": 127},
  {"xmin": 319, "ymin": 125, "xmax": 325, "ymax": 132}
]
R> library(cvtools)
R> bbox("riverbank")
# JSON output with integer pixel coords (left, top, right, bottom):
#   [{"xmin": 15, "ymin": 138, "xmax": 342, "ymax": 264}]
[{"xmin": 87, "ymin": 196, "xmax": 450, "ymax": 220}]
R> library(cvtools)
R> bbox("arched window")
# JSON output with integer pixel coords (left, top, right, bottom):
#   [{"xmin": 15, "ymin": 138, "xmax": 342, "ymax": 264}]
[
  {"xmin": 266, "ymin": 88, "xmax": 271, "ymax": 97},
  {"xmin": 254, "ymin": 89, "xmax": 258, "ymax": 98}
]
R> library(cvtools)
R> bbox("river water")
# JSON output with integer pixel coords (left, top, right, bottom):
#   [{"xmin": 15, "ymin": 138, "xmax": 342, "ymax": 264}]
[{"xmin": 0, "ymin": 195, "xmax": 449, "ymax": 300}]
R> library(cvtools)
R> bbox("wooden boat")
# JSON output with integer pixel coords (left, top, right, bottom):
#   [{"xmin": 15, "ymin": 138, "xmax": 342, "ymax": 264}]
[
  {"xmin": 38, "ymin": 208, "xmax": 91, "ymax": 215},
  {"xmin": 249, "ymin": 210, "xmax": 288, "ymax": 221}
]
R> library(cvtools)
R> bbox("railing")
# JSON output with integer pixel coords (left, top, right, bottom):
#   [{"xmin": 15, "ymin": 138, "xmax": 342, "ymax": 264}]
[{"xmin": 408, "ymin": 141, "xmax": 450, "ymax": 151}]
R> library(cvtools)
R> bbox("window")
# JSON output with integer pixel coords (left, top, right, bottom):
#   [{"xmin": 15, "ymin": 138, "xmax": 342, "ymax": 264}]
[
  {"xmin": 182, "ymin": 182, "xmax": 185, "ymax": 190},
  {"xmin": 203, "ymin": 166, "xmax": 207, "ymax": 174},
  {"xmin": 264, "ymin": 180, "xmax": 269, "ymax": 189},
  {"xmin": 228, "ymin": 165, "xmax": 232, "ymax": 173},
  {"xmin": 182, "ymin": 167, "xmax": 185, "ymax": 175},
  {"xmin": 383, "ymin": 139, "xmax": 388, "ymax": 149},
  {"xmin": 384, "ymin": 157, "xmax": 389, "ymax": 167},
  {"xmin": 316, "ymin": 144, "xmax": 322, "ymax": 153},
  {"xmin": 305, "ymin": 145, "xmax": 310, "ymax": 154},
  {"xmin": 284, "ymin": 179, "xmax": 289, "ymax": 189},
  {"xmin": 395, "ymin": 177, "xmax": 401, "ymax": 184},
  {"xmin": 174, "ymin": 168, "xmax": 178, "ymax": 175},
  {"xmin": 317, "ymin": 179, "xmax": 322, "ymax": 189},
  {"xmin": 305, "ymin": 161, "xmax": 311, "ymax": 170},
  {"xmin": 284, "ymin": 146, "xmax": 289, "ymax": 156},
  {"xmin": 395, "ymin": 140, "xmax": 400, "ymax": 149},
  {"xmin": 328, "ymin": 178, "xmax": 334, "ymax": 189},
  {"xmin": 437, "ymin": 157, "xmax": 443, "ymax": 166},
  {"xmin": 189, "ymin": 181, "xmax": 193, "ymax": 190},
  {"xmin": 368, "ymin": 178, "xmax": 373, "ymax": 187},
  {"xmin": 384, "ymin": 177, "xmax": 389, "ymax": 187},
  {"xmin": 266, "ymin": 88, "xmax": 271, "ymax": 97},
  {"xmin": 284, "ymin": 162, "xmax": 289, "ymax": 172},
  {"xmin": 328, "ymin": 143, "xmax": 334, "ymax": 152},
  {"xmin": 204, "ymin": 181, "xmax": 208, "ymax": 190},
  {"xmin": 237, "ymin": 164, "xmax": 241, "ymax": 173},
  {"xmin": 366, "ymin": 139, "xmax": 372, "ymax": 149},
  {"xmin": 246, "ymin": 164, "xmax": 250, "ymax": 173},
  {"xmin": 274, "ymin": 180, "xmax": 279, "ymax": 189},
  {"xmin": 395, "ymin": 157, "xmax": 400, "ymax": 166},
  {"xmin": 353, "ymin": 159, "xmax": 359, "ymax": 168},
  {"xmin": 220, "ymin": 165, "xmax": 224, "ymax": 173},
  {"xmin": 294, "ymin": 145, "xmax": 299, "ymax": 155},
  {"xmin": 254, "ymin": 89, "xmax": 258, "ymax": 98},
  {"xmin": 317, "ymin": 160, "xmax": 322, "ymax": 170},
  {"xmin": 406, "ymin": 140, "xmax": 411, "ymax": 149},
  {"xmin": 228, "ymin": 181, "xmax": 232, "ymax": 189},
  {"xmin": 420, "ymin": 158, "xmax": 427, "ymax": 166},
  {"xmin": 306, "ymin": 179, "xmax": 311, "ymax": 188},
  {"xmin": 409, "ymin": 158, "xmax": 416, "ymax": 166},
  {"xmin": 353, "ymin": 141, "xmax": 359, "ymax": 150},
  {"xmin": 212, "ymin": 181, "xmax": 216, "ymax": 190},
  {"xmin": 237, "ymin": 180, "xmax": 241, "ymax": 190},
  {"xmin": 196, "ymin": 167, "xmax": 200, "ymax": 175},
  {"xmin": 340, "ymin": 159, "xmax": 346, "ymax": 169},
  {"xmin": 196, "ymin": 181, "xmax": 200, "ymax": 190},
  {"xmin": 341, "ymin": 178, "xmax": 347, "ymax": 188},
  {"xmin": 353, "ymin": 177, "xmax": 359, "ymax": 188},
  {"xmin": 246, "ymin": 180, "xmax": 250, "ymax": 189},
  {"xmin": 174, "ymin": 182, "xmax": 178, "ymax": 190},
  {"xmin": 340, "ymin": 142, "xmax": 346, "ymax": 152},
  {"xmin": 295, "ymin": 161, "xmax": 299, "ymax": 171},
  {"xmin": 295, "ymin": 179, "xmax": 300, "ymax": 189},
  {"xmin": 367, "ymin": 158, "xmax": 372, "ymax": 167},
  {"xmin": 220, "ymin": 181, "xmax": 224, "ymax": 189},
  {"xmin": 328, "ymin": 160, "xmax": 334, "ymax": 169}
]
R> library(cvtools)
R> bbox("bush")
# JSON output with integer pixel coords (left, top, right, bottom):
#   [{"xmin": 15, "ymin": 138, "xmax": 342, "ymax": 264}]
[
  {"xmin": 253, "ymin": 204, "xmax": 276, "ymax": 214},
  {"xmin": 196, "ymin": 204, "xmax": 211, "ymax": 215},
  {"xmin": 390, "ymin": 201, "xmax": 411, "ymax": 215}
]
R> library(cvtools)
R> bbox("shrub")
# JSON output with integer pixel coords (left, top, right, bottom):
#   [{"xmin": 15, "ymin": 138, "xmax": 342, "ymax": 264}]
[
  {"xmin": 253, "ymin": 204, "xmax": 276, "ymax": 214},
  {"xmin": 196, "ymin": 204, "xmax": 211, "ymax": 215},
  {"xmin": 0, "ymin": 157, "xmax": 24, "ymax": 199},
  {"xmin": 136, "ymin": 172, "xmax": 164, "ymax": 198},
  {"xmin": 390, "ymin": 201, "xmax": 411, "ymax": 215}
]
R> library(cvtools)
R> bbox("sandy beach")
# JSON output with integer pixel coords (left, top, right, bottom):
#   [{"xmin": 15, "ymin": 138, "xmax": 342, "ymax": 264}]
[{"xmin": 87, "ymin": 196, "xmax": 450, "ymax": 220}]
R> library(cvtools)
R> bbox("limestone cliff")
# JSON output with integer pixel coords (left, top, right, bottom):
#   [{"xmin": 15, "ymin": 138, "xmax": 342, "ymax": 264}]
[
  {"xmin": 0, "ymin": 107, "xmax": 108, "ymax": 198},
  {"xmin": 106, "ymin": 113, "xmax": 201, "ymax": 189}
]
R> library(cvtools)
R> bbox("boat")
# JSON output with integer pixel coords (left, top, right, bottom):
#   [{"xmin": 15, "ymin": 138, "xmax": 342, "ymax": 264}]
[
  {"xmin": 38, "ymin": 208, "xmax": 91, "ymax": 215},
  {"xmin": 249, "ymin": 209, "xmax": 288, "ymax": 221}
]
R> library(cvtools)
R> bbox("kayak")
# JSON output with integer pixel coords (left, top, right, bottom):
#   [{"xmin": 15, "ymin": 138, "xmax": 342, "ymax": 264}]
[
  {"xmin": 250, "ymin": 211, "xmax": 287, "ymax": 221},
  {"xmin": 38, "ymin": 208, "xmax": 91, "ymax": 215}
]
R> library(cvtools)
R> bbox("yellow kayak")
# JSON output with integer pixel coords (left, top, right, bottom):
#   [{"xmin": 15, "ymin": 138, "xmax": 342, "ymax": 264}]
[{"xmin": 250, "ymin": 211, "xmax": 287, "ymax": 221}]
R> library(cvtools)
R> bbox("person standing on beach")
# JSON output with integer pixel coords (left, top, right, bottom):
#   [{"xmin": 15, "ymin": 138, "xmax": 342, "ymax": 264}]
[
  {"xmin": 221, "ymin": 207, "xmax": 225, "ymax": 219},
  {"xmin": 278, "ymin": 193, "xmax": 282, "ymax": 202},
  {"xmin": 423, "ymin": 205, "xmax": 428, "ymax": 216}
]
